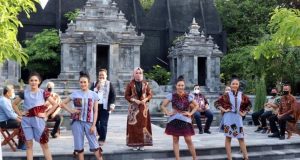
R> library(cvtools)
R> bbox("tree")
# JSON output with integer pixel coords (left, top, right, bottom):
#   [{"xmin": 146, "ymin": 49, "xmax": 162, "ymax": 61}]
[
  {"xmin": 0, "ymin": 0, "xmax": 39, "ymax": 65},
  {"xmin": 252, "ymin": 8, "xmax": 300, "ymax": 91},
  {"xmin": 216, "ymin": 1, "xmax": 300, "ymax": 94},
  {"xmin": 215, "ymin": 0, "xmax": 279, "ymax": 49},
  {"xmin": 23, "ymin": 29, "xmax": 60, "ymax": 80}
]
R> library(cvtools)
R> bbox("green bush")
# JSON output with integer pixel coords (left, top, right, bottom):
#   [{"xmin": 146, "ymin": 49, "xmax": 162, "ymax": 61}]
[
  {"xmin": 144, "ymin": 65, "xmax": 171, "ymax": 85},
  {"xmin": 64, "ymin": 9, "xmax": 80, "ymax": 22}
]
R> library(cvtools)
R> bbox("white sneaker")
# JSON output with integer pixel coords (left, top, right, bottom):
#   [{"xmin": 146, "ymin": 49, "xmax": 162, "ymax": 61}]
[
  {"xmin": 132, "ymin": 147, "xmax": 138, "ymax": 151},
  {"xmin": 139, "ymin": 146, "xmax": 144, "ymax": 151}
]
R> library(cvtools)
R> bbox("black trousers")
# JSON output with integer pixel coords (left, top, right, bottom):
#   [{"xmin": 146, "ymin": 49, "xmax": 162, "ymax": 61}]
[
  {"xmin": 252, "ymin": 109, "xmax": 273, "ymax": 127},
  {"xmin": 96, "ymin": 104, "xmax": 110, "ymax": 142},
  {"xmin": 269, "ymin": 114, "xmax": 295, "ymax": 136},
  {"xmin": 0, "ymin": 119, "xmax": 20, "ymax": 129},
  {"xmin": 48, "ymin": 114, "xmax": 63, "ymax": 135}
]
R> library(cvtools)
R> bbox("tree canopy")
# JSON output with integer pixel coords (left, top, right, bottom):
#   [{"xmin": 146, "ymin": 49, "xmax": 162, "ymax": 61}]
[
  {"xmin": 216, "ymin": 0, "xmax": 300, "ymax": 94},
  {"xmin": 0, "ymin": 0, "xmax": 39, "ymax": 65},
  {"xmin": 23, "ymin": 29, "xmax": 60, "ymax": 80}
]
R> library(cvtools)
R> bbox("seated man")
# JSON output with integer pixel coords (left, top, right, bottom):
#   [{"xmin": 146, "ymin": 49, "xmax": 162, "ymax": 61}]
[
  {"xmin": 252, "ymin": 88, "xmax": 279, "ymax": 133},
  {"xmin": 45, "ymin": 82, "xmax": 63, "ymax": 138},
  {"xmin": 0, "ymin": 85, "xmax": 25, "ymax": 149},
  {"xmin": 192, "ymin": 85, "xmax": 213, "ymax": 134},
  {"xmin": 268, "ymin": 84, "xmax": 296, "ymax": 140}
]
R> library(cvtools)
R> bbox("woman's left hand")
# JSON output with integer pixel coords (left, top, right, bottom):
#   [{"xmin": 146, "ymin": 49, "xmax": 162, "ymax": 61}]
[
  {"xmin": 239, "ymin": 111, "xmax": 247, "ymax": 117},
  {"xmin": 182, "ymin": 111, "xmax": 192, "ymax": 117},
  {"xmin": 141, "ymin": 99, "xmax": 148, "ymax": 105},
  {"xmin": 90, "ymin": 125, "xmax": 96, "ymax": 134}
]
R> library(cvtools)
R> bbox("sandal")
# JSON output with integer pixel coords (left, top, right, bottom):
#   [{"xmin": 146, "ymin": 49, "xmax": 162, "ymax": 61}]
[{"xmin": 73, "ymin": 151, "xmax": 78, "ymax": 159}]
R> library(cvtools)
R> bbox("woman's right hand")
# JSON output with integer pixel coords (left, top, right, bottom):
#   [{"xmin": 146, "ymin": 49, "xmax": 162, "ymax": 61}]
[
  {"xmin": 165, "ymin": 111, "xmax": 175, "ymax": 116},
  {"xmin": 71, "ymin": 109, "xmax": 80, "ymax": 114},
  {"xmin": 224, "ymin": 109, "xmax": 231, "ymax": 113}
]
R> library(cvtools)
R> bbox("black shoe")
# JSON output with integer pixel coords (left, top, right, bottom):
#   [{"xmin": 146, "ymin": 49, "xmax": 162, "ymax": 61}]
[
  {"xmin": 268, "ymin": 133, "xmax": 279, "ymax": 138},
  {"xmin": 51, "ymin": 133, "xmax": 58, "ymax": 138},
  {"xmin": 261, "ymin": 128, "xmax": 268, "ymax": 134},
  {"xmin": 279, "ymin": 135, "xmax": 285, "ymax": 140},
  {"xmin": 255, "ymin": 127, "xmax": 263, "ymax": 132},
  {"xmin": 199, "ymin": 130, "xmax": 203, "ymax": 134},
  {"xmin": 204, "ymin": 130, "xmax": 211, "ymax": 134}
]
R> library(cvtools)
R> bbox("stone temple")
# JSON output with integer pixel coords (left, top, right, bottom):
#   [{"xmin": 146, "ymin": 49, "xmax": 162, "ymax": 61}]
[
  {"xmin": 168, "ymin": 18, "xmax": 223, "ymax": 92},
  {"xmin": 58, "ymin": 0, "xmax": 144, "ymax": 85}
]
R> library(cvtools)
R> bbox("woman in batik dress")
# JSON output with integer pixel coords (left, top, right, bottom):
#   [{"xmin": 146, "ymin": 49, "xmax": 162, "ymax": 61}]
[{"xmin": 125, "ymin": 67, "xmax": 153, "ymax": 150}]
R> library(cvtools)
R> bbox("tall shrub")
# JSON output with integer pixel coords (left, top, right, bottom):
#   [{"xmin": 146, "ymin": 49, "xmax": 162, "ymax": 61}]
[{"xmin": 254, "ymin": 76, "xmax": 267, "ymax": 112}]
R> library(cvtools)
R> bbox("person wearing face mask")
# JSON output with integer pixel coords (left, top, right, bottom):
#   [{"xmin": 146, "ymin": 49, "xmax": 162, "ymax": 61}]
[
  {"xmin": 191, "ymin": 85, "xmax": 213, "ymax": 134},
  {"xmin": 252, "ymin": 88, "xmax": 279, "ymax": 133},
  {"xmin": 0, "ymin": 85, "xmax": 25, "ymax": 149},
  {"xmin": 44, "ymin": 82, "xmax": 63, "ymax": 138},
  {"xmin": 268, "ymin": 84, "xmax": 297, "ymax": 140},
  {"xmin": 125, "ymin": 67, "xmax": 153, "ymax": 151},
  {"xmin": 90, "ymin": 68, "xmax": 116, "ymax": 146}
]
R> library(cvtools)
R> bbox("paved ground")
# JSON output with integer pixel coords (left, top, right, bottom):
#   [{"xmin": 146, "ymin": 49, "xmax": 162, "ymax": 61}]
[{"xmin": 2, "ymin": 114, "xmax": 300, "ymax": 157}]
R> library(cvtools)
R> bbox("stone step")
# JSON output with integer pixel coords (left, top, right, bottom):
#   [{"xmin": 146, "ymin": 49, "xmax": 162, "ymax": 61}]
[
  {"xmin": 101, "ymin": 143, "xmax": 300, "ymax": 160},
  {"xmin": 148, "ymin": 148, "xmax": 300, "ymax": 160}
]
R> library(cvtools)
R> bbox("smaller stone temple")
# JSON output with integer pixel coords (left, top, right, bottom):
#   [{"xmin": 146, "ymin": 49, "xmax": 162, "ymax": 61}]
[
  {"xmin": 58, "ymin": 0, "xmax": 144, "ymax": 86},
  {"xmin": 168, "ymin": 18, "xmax": 223, "ymax": 92},
  {"xmin": 0, "ymin": 60, "xmax": 21, "ymax": 86}
]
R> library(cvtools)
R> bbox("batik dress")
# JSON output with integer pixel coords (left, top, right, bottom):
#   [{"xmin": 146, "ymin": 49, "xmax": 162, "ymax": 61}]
[
  {"xmin": 215, "ymin": 91, "xmax": 251, "ymax": 138},
  {"xmin": 165, "ymin": 92, "xmax": 195, "ymax": 136},
  {"xmin": 125, "ymin": 80, "xmax": 153, "ymax": 147},
  {"xmin": 69, "ymin": 90, "xmax": 101, "ymax": 153},
  {"xmin": 20, "ymin": 89, "xmax": 50, "ymax": 143}
]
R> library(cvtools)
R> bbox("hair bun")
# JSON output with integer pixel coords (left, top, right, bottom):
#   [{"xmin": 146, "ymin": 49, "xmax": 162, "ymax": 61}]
[
  {"xmin": 230, "ymin": 74, "xmax": 239, "ymax": 82},
  {"xmin": 176, "ymin": 75, "xmax": 185, "ymax": 83},
  {"xmin": 79, "ymin": 71, "xmax": 88, "ymax": 76},
  {"xmin": 178, "ymin": 75, "xmax": 184, "ymax": 80}
]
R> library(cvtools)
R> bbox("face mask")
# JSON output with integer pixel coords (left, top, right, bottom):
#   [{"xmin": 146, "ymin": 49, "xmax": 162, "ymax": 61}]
[
  {"xmin": 194, "ymin": 89, "xmax": 200, "ymax": 94},
  {"xmin": 271, "ymin": 93, "xmax": 277, "ymax": 96},
  {"xmin": 47, "ymin": 88, "xmax": 52, "ymax": 92},
  {"xmin": 10, "ymin": 93, "xmax": 15, "ymax": 99},
  {"xmin": 282, "ymin": 91, "xmax": 289, "ymax": 95}
]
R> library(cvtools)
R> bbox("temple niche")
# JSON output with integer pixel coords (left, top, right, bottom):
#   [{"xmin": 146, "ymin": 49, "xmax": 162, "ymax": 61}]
[
  {"xmin": 168, "ymin": 18, "xmax": 223, "ymax": 92},
  {"xmin": 0, "ymin": 60, "xmax": 21, "ymax": 87},
  {"xmin": 57, "ymin": 0, "xmax": 144, "ymax": 90}
]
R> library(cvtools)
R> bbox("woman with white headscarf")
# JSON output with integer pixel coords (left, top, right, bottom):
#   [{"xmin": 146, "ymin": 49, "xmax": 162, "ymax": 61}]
[{"xmin": 124, "ymin": 67, "xmax": 153, "ymax": 151}]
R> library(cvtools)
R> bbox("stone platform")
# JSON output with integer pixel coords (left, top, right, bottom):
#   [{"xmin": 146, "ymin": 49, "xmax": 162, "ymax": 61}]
[{"xmin": 2, "ymin": 114, "xmax": 300, "ymax": 160}]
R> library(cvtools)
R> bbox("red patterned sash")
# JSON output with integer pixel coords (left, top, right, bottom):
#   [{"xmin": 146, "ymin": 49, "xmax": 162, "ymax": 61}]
[{"xmin": 27, "ymin": 105, "xmax": 48, "ymax": 117}]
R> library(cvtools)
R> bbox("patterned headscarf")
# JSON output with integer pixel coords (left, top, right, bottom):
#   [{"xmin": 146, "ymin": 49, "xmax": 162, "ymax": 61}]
[{"xmin": 132, "ymin": 67, "xmax": 144, "ymax": 82}]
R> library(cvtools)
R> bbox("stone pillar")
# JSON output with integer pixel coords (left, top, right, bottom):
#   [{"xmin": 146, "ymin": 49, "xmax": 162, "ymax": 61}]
[
  {"xmin": 206, "ymin": 56, "xmax": 212, "ymax": 91},
  {"xmin": 58, "ymin": 43, "xmax": 70, "ymax": 79},
  {"xmin": 85, "ymin": 41, "xmax": 97, "ymax": 82},
  {"xmin": 193, "ymin": 56, "xmax": 198, "ymax": 85},
  {"xmin": 133, "ymin": 45, "xmax": 140, "ymax": 69},
  {"xmin": 109, "ymin": 44, "xmax": 119, "ymax": 83}
]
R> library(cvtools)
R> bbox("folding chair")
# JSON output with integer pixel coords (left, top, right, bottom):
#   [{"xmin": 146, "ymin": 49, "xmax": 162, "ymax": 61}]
[{"xmin": 0, "ymin": 128, "xmax": 19, "ymax": 151}]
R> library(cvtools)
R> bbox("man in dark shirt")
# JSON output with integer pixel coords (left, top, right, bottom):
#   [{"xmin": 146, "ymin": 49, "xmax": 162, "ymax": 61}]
[{"xmin": 268, "ymin": 84, "xmax": 296, "ymax": 140}]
